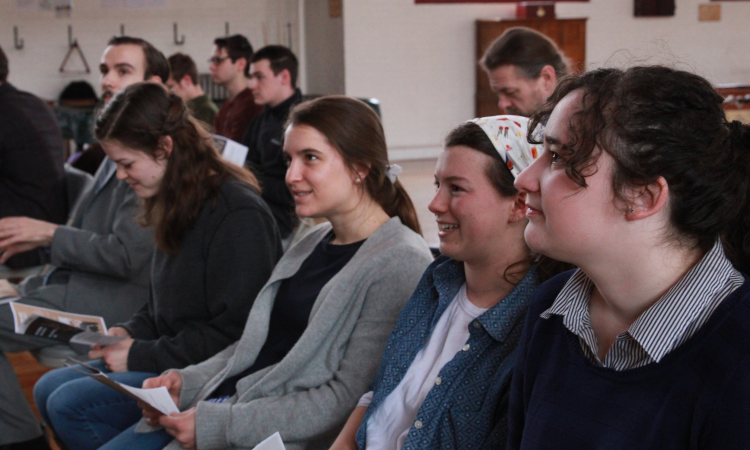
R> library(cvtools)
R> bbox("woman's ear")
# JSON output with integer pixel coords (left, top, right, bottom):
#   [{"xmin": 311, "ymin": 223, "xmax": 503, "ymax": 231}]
[
  {"xmin": 627, "ymin": 176, "xmax": 668, "ymax": 221},
  {"xmin": 157, "ymin": 136, "xmax": 174, "ymax": 160},
  {"xmin": 353, "ymin": 163, "xmax": 371, "ymax": 182},
  {"xmin": 509, "ymin": 191, "xmax": 527, "ymax": 223}
]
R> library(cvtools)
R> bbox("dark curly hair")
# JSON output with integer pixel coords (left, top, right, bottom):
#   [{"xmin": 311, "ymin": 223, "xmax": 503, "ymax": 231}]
[{"xmin": 529, "ymin": 66, "xmax": 750, "ymax": 273}]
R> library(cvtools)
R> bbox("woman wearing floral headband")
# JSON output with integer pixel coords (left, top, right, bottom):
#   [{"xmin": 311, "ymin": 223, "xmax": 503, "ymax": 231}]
[{"xmin": 331, "ymin": 115, "xmax": 569, "ymax": 450}]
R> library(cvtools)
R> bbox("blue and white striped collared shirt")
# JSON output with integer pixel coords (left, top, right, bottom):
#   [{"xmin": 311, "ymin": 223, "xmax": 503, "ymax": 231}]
[{"xmin": 540, "ymin": 240, "xmax": 744, "ymax": 371}]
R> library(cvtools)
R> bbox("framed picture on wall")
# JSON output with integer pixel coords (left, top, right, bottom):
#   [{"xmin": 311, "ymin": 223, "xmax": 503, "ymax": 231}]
[{"xmin": 415, "ymin": 0, "xmax": 588, "ymax": 3}]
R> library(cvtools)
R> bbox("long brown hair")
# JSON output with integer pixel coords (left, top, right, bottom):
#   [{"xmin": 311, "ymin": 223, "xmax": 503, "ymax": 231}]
[
  {"xmin": 286, "ymin": 95, "xmax": 421, "ymax": 234},
  {"xmin": 95, "ymin": 82, "xmax": 260, "ymax": 253}
]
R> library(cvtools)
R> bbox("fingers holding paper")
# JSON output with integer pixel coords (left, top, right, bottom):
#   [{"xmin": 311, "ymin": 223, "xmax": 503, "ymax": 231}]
[
  {"xmin": 144, "ymin": 370, "xmax": 183, "ymax": 403},
  {"xmin": 161, "ymin": 407, "xmax": 197, "ymax": 450}
]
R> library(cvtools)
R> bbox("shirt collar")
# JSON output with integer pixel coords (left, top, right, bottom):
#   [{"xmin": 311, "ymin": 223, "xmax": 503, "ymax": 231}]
[
  {"xmin": 478, "ymin": 267, "xmax": 539, "ymax": 342},
  {"xmin": 541, "ymin": 240, "xmax": 739, "ymax": 363}
]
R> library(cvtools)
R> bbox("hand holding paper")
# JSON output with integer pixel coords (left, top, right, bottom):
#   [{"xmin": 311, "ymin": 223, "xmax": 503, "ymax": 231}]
[
  {"xmin": 65, "ymin": 359, "xmax": 179, "ymax": 416},
  {"xmin": 141, "ymin": 371, "xmax": 183, "ymax": 425},
  {"xmin": 161, "ymin": 407, "xmax": 197, "ymax": 450}
]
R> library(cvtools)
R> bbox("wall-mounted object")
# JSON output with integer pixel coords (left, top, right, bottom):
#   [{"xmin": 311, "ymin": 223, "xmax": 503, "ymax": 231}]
[
  {"xmin": 517, "ymin": 2, "xmax": 556, "ymax": 19},
  {"xmin": 173, "ymin": 22, "xmax": 185, "ymax": 45},
  {"xmin": 225, "ymin": 22, "xmax": 230, "ymax": 36},
  {"xmin": 13, "ymin": 26, "xmax": 24, "ymax": 50},
  {"xmin": 699, "ymin": 4, "xmax": 721, "ymax": 20},
  {"xmin": 120, "ymin": 24, "xmax": 125, "ymax": 36},
  {"xmin": 329, "ymin": 0, "xmax": 342, "ymax": 17},
  {"xmin": 634, "ymin": 0, "xmax": 675, "ymax": 16},
  {"xmin": 60, "ymin": 26, "xmax": 91, "ymax": 74},
  {"xmin": 287, "ymin": 22, "xmax": 293, "ymax": 50},
  {"xmin": 416, "ymin": 0, "xmax": 587, "ymax": 4}
]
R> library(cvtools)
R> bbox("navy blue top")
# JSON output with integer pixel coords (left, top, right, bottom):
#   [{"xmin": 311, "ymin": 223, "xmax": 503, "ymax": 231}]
[
  {"xmin": 210, "ymin": 232, "xmax": 364, "ymax": 398},
  {"xmin": 507, "ymin": 270, "xmax": 750, "ymax": 450},
  {"xmin": 357, "ymin": 256, "xmax": 539, "ymax": 449}
]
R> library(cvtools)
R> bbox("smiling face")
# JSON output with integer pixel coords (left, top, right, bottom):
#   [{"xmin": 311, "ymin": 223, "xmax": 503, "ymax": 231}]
[
  {"xmin": 488, "ymin": 64, "xmax": 550, "ymax": 116},
  {"xmin": 514, "ymin": 90, "xmax": 622, "ymax": 265},
  {"xmin": 101, "ymin": 139, "xmax": 169, "ymax": 199},
  {"xmin": 284, "ymin": 124, "xmax": 363, "ymax": 221},
  {"xmin": 100, "ymin": 44, "xmax": 148, "ymax": 104},
  {"xmin": 429, "ymin": 145, "xmax": 525, "ymax": 265}
]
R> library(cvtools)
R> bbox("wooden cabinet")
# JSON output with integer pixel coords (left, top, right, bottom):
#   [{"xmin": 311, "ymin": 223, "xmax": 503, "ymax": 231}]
[{"xmin": 476, "ymin": 18, "xmax": 587, "ymax": 117}]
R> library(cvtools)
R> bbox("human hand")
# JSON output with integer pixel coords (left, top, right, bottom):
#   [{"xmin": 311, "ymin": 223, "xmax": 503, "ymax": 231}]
[
  {"xmin": 161, "ymin": 407, "xmax": 197, "ymax": 449},
  {"xmin": 0, "ymin": 217, "xmax": 58, "ymax": 264},
  {"xmin": 0, "ymin": 280, "xmax": 19, "ymax": 298},
  {"xmin": 88, "ymin": 337, "xmax": 134, "ymax": 372},
  {"xmin": 141, "ymin": 371, "xmax": 183, "ymax": 425},
  {"xmin": 107, "ymin": 326, "xmax": 130, "ymax": 337}
]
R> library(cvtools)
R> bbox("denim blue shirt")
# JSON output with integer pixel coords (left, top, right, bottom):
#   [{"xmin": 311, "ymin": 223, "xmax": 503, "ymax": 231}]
[{"xmin": 356, "ymin": 255, "xmax": 539, "ymax": 450}]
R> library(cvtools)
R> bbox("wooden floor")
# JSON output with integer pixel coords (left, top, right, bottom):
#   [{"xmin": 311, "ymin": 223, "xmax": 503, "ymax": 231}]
[
  {"xmin": 8, "ymin": 351, "xmax": 61, "ymax": 449},
  {"xmin": 8, "ymin": 158, "xmax": 439, "ymax": 450}
]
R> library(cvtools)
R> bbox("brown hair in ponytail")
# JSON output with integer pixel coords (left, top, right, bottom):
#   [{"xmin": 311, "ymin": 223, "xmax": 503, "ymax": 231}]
[
  {"xmin": 285, "ymin": 95, "xmax": 421, "ymax": 234},
  {"xmin": 95, "ymin": 82, "xmax": 260, "ymax": 253}
]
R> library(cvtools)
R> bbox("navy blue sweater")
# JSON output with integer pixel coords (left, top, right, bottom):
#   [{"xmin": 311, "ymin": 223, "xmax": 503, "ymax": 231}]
[{"xmin": 507, "ymin": 270, "xmax": 750, "ymax": 450}]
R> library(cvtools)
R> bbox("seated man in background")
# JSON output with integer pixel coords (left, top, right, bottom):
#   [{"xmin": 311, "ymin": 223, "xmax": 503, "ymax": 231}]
[
  {"xmin": 167, "ymin": 52, "xmax": 218, "ymax": 129},
  {"xmin": 0, "ymin": 35, "xmax": 163, "ymax": 450},
  {"xmin": 242, "ymin": 45, "xmax": 303, "ymax": 240},
  {"xmin": 210, "ymin": 34, "xmax": 263, "ymax": 141},
  {"xmin": 480, "ymin": 27, "xmax": 568, "ymax": 116},
  {"xmin": 0, "ymin": 45, "xmax": 67, "ymax": 269}
]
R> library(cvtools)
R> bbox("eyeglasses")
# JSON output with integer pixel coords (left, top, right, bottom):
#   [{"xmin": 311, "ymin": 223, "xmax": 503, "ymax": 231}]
[{"xmin": 207, "ymin": 56, "xmax": 230, "ymax": 65}]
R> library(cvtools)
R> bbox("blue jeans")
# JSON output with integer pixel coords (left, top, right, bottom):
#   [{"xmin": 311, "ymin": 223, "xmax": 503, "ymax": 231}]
[{"xmin": 34, "ymin": 361, "xmax": 173, "ymax": 450}]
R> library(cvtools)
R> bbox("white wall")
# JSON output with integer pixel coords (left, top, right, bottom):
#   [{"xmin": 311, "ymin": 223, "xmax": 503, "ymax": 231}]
[
  {"xmin": 342, "ymin": 0, "xmax": 750, "ymax": 160},
  {"xmin": 1, "ymin": 0, "xmax": 299, "ymax": 100},
  {"xmin": 304, "ymin": 0, "xmax": 344, "ymax": 95}
]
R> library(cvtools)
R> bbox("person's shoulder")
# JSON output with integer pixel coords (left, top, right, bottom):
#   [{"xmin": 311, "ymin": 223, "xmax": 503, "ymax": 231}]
[
  {"xmin": 369, "ymin": 218, "xmax": 432, "ymax": 260},
  {"xmin": 215, "ymin": 178, "xmax": 269, "ymax": 214}
]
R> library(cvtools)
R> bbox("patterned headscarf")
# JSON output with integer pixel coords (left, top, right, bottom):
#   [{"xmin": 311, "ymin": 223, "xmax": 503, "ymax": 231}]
[{"xmin": 469, "ymin": 115, "xmax": 540, "ymax": 178}]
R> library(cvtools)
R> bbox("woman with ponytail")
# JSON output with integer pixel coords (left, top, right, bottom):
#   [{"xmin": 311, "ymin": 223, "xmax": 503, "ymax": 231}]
[
  {"xmin": 508, "ymin": 66, "xmax": 750, "ymax": 449},
  {"xmin": 34, "ymin": 83, "xmax": 282, "ymax": 450},
  {"xmin": 128, "ymin": 95, "xmax": 432, "ymax": 450}
]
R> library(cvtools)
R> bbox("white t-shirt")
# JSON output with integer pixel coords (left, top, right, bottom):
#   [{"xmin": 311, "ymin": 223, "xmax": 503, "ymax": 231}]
[{"xmin": 360, "ymin": 283, "xmax": 487, "ymax": 450}]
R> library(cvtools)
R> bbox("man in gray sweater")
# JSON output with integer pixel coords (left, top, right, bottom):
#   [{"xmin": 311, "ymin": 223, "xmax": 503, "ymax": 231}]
[{"xmin": 0, "ymin": 36, "xmax": 167, "ymax": 450}]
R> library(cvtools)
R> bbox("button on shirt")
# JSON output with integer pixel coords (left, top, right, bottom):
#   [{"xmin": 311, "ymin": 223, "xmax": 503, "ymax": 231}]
[
  {"xmin": 363, "ymin": 283, "xmax": 486, "ymax": 450},
  {"xmin": 541, "ymin": 240, "xmax": 743, "ymax": 371},
  {"xmin": 356, "ymin": 256, "xmax": 539, "ymax": 450}
]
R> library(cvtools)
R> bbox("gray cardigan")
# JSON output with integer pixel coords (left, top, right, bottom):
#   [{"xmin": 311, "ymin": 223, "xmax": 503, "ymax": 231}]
[{"xmin": 156, "ymin": 217, "xmax": 432, "ymax": 450}]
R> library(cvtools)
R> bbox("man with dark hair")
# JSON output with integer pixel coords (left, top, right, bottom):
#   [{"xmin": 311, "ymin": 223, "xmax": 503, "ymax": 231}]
[
  {"xmin": 0, "ymin": 45, "xmax": 67, "ymax": 271},
  {"xmin": 210, "ymin": 34, "xmax": 263, "ymax": 141},
  {"xmin": 101, "ymin": 35, "xmax": 170, "ymax": 104},
  {"xmin": 241, "ymin": 45, "xmax": 302, "ymax": 239},
  {"xmin": 0, "ymin": 37, "xmax": 159, "ymax": 450},
  {"xmin": 167, "ymin": 52, "xmax": 218, "ymax": 127},
  {"xmin": 480, "ymin": 27, "xmax": 568, "ymax": 116}
]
